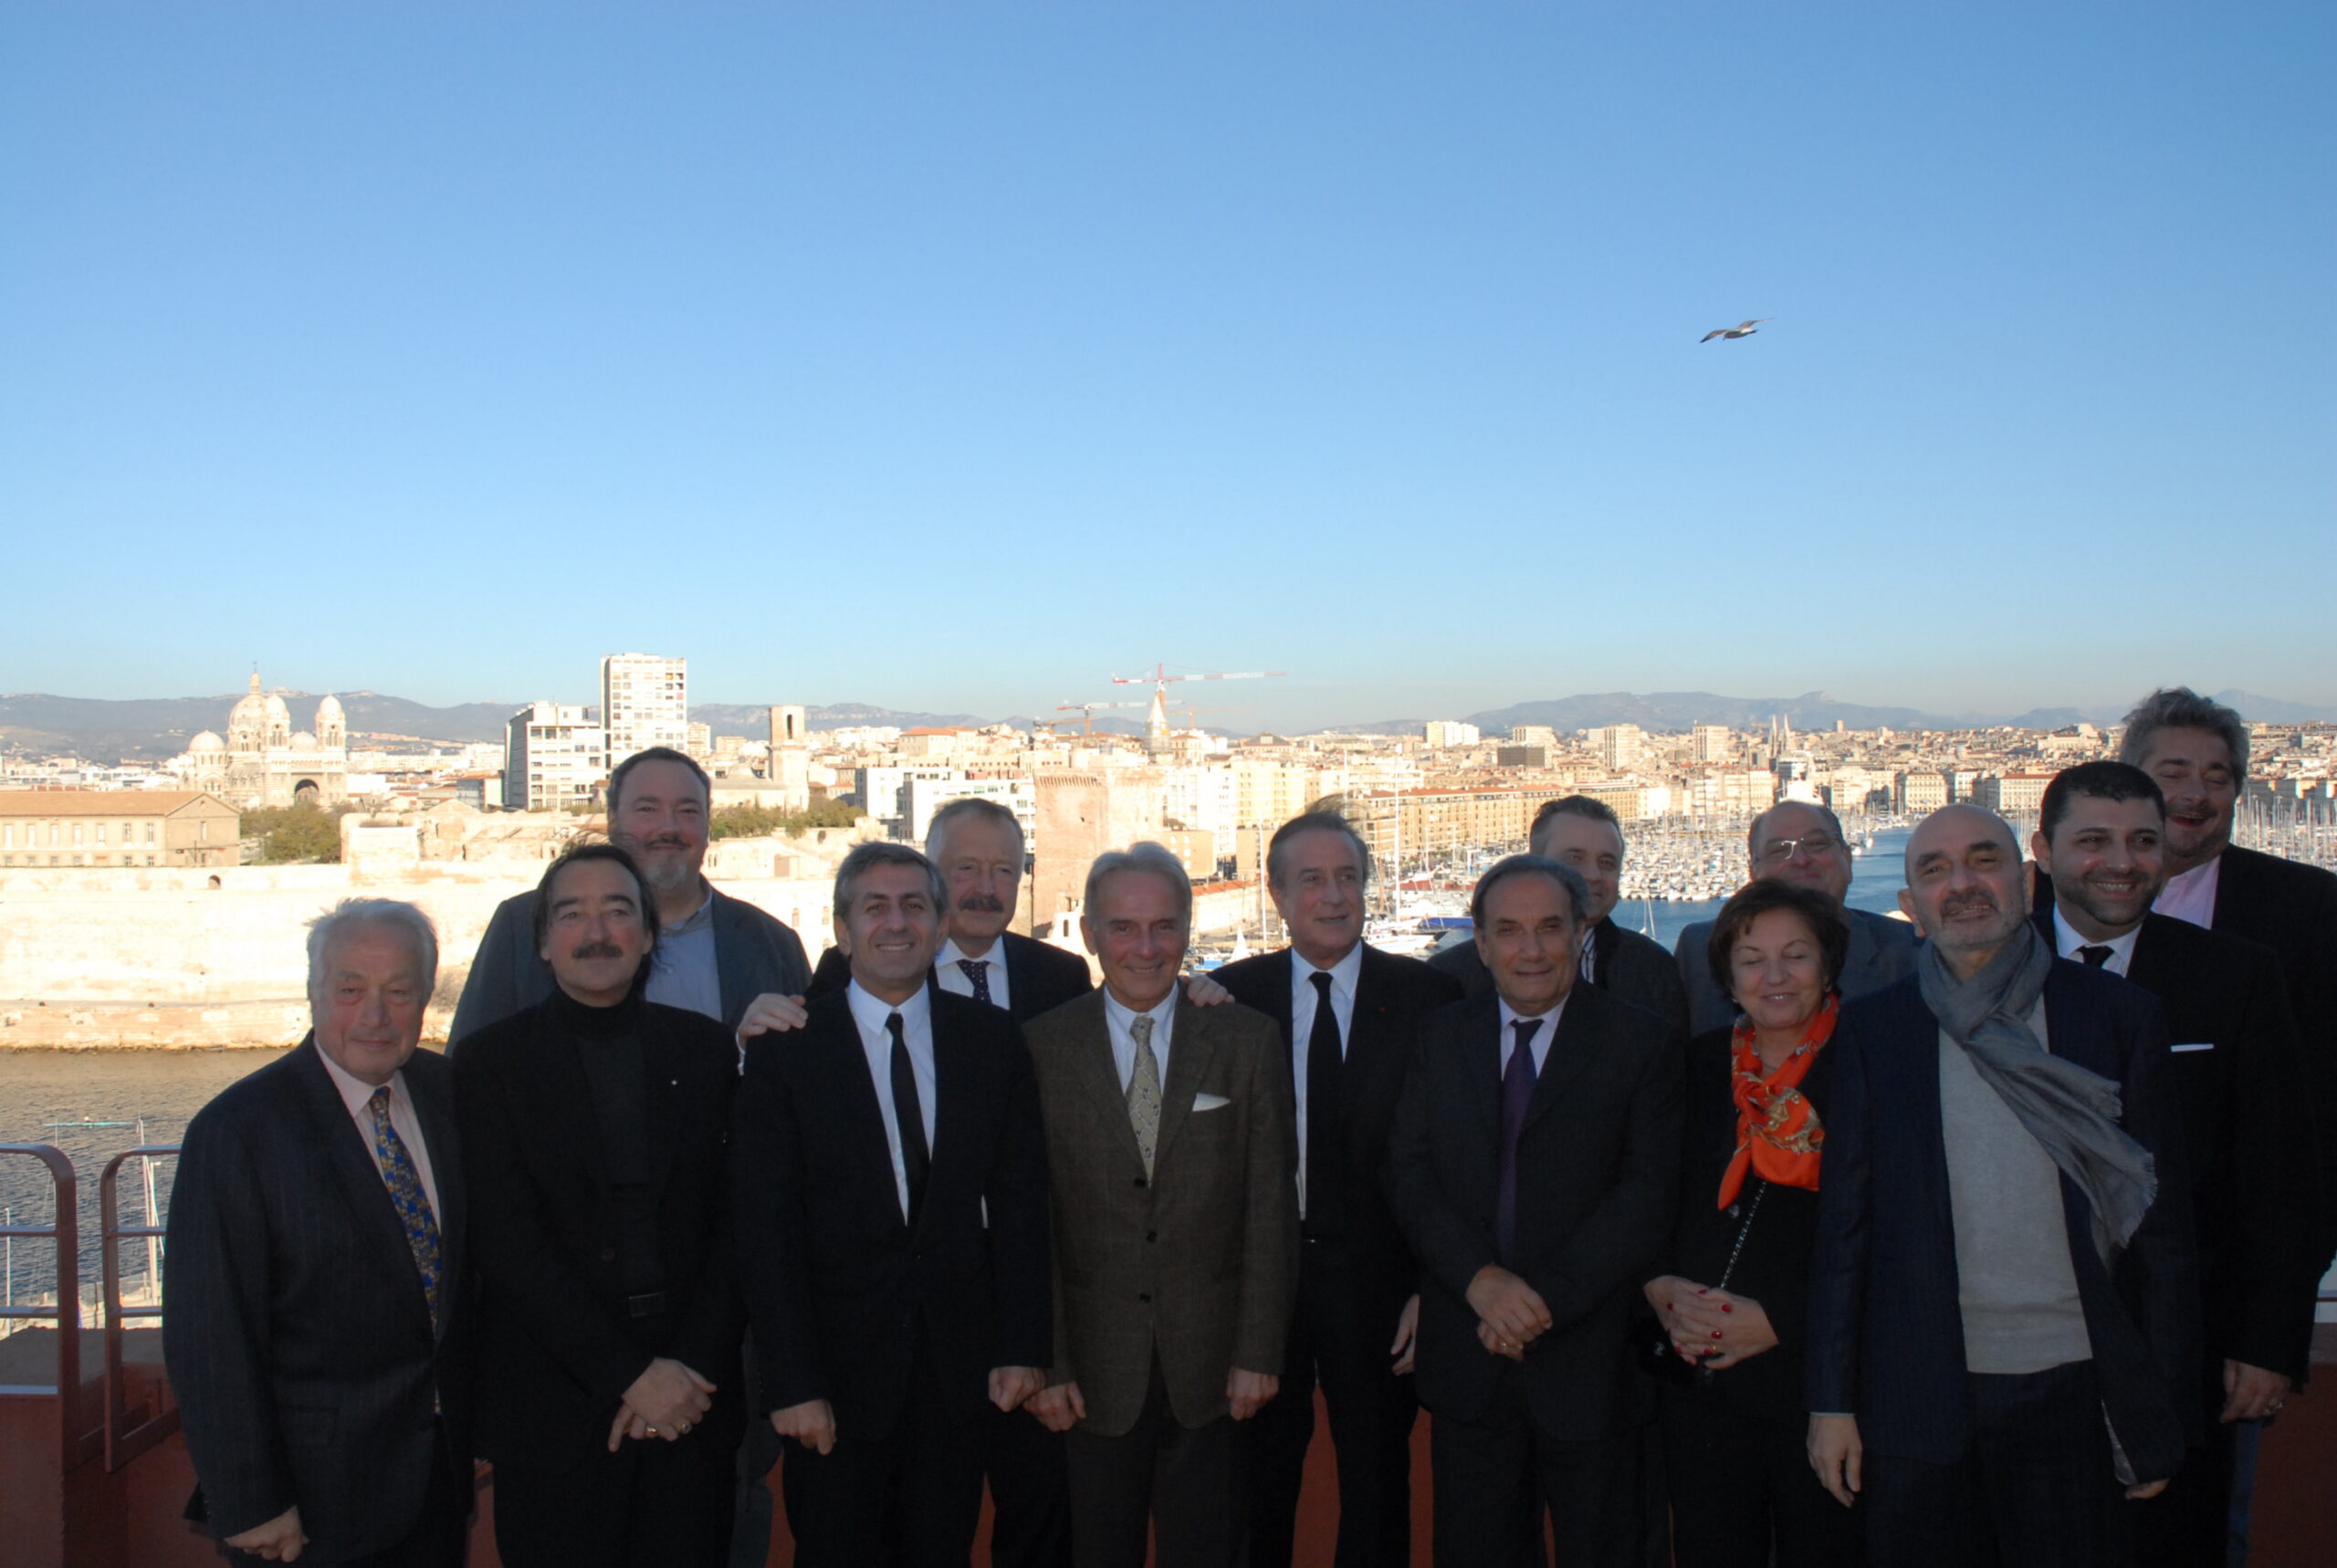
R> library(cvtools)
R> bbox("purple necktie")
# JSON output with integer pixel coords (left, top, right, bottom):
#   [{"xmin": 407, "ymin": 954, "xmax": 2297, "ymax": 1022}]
[
  {"xmin": 958, "ymin": 957, "xmax": 993, "ymax": 1007},
  {"xmin": 1495, "ymin": 1017, "xmax": 1542, "ymax": 1265}
]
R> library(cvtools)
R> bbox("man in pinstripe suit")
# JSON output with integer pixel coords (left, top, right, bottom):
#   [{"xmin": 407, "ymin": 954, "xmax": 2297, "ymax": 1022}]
[{"xmin": 166, "ymin": 899, "xmax": 472, "ymax": 1566}]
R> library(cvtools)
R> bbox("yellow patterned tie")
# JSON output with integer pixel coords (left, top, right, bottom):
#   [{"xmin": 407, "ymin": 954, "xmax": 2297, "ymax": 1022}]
[{"xmin": 1127, "ymin": 1014, "xmax": 1162, "ymax": 1177}]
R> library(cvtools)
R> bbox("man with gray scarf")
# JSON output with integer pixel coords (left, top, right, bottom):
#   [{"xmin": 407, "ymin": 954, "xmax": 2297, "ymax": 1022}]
[{"xmin": 1804, "ymin": 805, "xmax": 2196, "ymax": 1568}]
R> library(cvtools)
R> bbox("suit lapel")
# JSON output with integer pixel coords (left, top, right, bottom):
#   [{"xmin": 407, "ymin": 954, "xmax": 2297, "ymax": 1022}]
[
  {"xmin": 708, "ymin": 888, "xmax": 745, "ymax": 1029},
  {"xmin": 403, "ymin": 1058, "xmax": 464, "ymax": 1339},
  {"xmin": 923, "ymin": 997, "xmax": 974, "ymax": 1242},
  {"xmin": 289, "ymin": 1040, "xmax": 433, "ymax": 1327},
  {"xmin": 1001, "ymin": 934, "xmax": 1033, "ymax": 1016},
  {"xmin": 1521, "ymin": 989, "xmax": 1598, "ymax": 1131},
  {"xmin": 641, "ymin": 1012, "xmax": 686, "ymax": 1197},
  {"xmin": 823, "ymin": 996, "xmax": 912, "ymax": 1232},
  {"xmin": 1153, "ymin": 997, "xmax": 1220, "ymax": 1166}
]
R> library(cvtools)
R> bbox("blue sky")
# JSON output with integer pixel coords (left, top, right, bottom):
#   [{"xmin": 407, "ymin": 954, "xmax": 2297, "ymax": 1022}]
[{"xmin": 5, "ymin": 4, "xmax": 2330, "ymax": 734}]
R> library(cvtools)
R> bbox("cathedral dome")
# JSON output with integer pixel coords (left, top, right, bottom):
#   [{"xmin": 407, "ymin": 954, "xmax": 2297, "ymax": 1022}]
[
  {"xmin": 292, "ymin": 731, "xmax": 319, "ymax": 752},
  {"xmin": 190, "ymin": 730, "xmax": 225, "ymax": 752},
  {"xmin": 315, "ymin": 695, "xmax": 344, "ymax": 720},
  {"xmin": 264, "ymin": 693, "xmax": 291, "ymax": 722}
]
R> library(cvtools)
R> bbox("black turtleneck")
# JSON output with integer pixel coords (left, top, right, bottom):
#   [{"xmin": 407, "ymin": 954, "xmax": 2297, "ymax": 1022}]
[{"xmin": 552, "ymin": 986, "xmax": 662, "ymax": 1294}]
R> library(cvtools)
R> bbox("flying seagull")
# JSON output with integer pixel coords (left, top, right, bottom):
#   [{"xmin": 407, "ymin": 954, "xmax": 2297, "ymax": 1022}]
[{"xmin": 1701, "ymin": 319, "xmax": 1772, "ymax": 342}]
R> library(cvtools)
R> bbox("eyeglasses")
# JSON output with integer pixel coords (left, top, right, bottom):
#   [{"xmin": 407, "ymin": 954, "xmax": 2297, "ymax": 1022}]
[{"xmin": 1758, "ymin": 833, "xmax": 1839, "ymax": 863}]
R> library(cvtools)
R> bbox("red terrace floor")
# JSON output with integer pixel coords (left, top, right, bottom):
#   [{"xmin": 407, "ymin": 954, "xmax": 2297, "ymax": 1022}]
[{"xmin": 9, "ymin": 1332, "xmax": 2332, "ymax": 1565}]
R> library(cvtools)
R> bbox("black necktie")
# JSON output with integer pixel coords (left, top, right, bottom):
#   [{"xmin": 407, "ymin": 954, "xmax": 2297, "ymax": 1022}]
[
  {"xmin": 1305, "ymin": 971, "xmax": 1347, "ymax": 1236},
  {"xmin": 1496, "ymin": 1017, "xmax": 1542, "ymax": 1264},
  {"xmin": 886, "ymin": 1012, "xmax": 930, "ymax": 1224},
  {"xmin": 2077, "ymin": 945, "xmax": 2113, "ymax": 968},
  {"xmin": 957, "ymin": 957, "xmax": 993, "ymax": 1007}
]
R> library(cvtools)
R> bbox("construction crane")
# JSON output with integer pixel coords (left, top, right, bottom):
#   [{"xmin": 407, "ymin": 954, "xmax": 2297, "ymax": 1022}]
[
  {"xmin": 1110, "ymin": 664, "xmax": 1285, "ymax": 739},
  {"xmin": 1055, "ymin": 699, "xmax": 1148, "ymax": 737}
]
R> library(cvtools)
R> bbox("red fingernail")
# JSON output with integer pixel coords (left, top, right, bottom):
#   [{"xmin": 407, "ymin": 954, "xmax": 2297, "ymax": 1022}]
[
  {"xmin": 1721, "ymin": 1303, "xmax": 1733, "ymax": 1313},
  {"xmin": 1711, "ymin": 1330, "xmax": 1724, "ymax": 1339}
]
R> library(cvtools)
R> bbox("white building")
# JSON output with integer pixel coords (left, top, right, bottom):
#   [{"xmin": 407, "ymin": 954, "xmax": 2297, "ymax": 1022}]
[
  {"xmin": 903, "ymin": 775, "xmax": 1037, "ymax": 848},
  {"xmin": 171, "ymin": 672, "xmax": 351, "ymax": 809},
  {"xmin": 600, "ymin": 653, "xmax": 688, "ymax": 767},
  {"xmin": 1424, "ymin": 720, "xmax": 1481, "ymax": 747},
  {"xmin": 505, "ymin": 702, "xmax": 606, "ymax": 813}
]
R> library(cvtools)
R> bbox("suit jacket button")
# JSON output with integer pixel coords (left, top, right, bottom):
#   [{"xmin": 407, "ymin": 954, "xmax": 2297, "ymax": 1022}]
[
  {"xmin": 1146, "ymin": 1230, "xmax": 1158, "ymax": 1242},
  {"xmin": 1133, "ymin": 1176, "xmax": 1148, "ymax": 1188},
  {"xmin": 1138, "ymin": 1292, "xmax": 1151, "ymax": 1303},
  {"xmin": 600, "ymin": 1248, "xmax": 616, "ymax": 1262}
]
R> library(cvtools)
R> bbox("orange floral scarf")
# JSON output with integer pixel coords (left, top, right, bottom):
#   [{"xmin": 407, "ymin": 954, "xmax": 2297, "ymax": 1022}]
[{"xmin": 1717, "ymin": 994, "xmax": 1836, "ymax": 1210}]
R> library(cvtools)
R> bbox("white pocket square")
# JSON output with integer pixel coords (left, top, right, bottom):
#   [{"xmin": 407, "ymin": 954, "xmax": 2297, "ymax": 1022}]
[
  {"xmin": 1192, "ymin": 1092, "xmax": 1232, "ymax": 1111},
  {"xmin": 2170, "ymin": 1041, "xmax": 2214, "ymax": 1053}
]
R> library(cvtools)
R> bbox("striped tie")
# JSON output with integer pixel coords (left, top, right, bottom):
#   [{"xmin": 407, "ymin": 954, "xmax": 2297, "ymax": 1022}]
[
  {"xmin": 1127, "ymin": 1015, "xmax": 1162, "ymax": 1177},
  {"xmin": 367, "ymin": 1087, "xmax": 444, "ymax": 1331}
]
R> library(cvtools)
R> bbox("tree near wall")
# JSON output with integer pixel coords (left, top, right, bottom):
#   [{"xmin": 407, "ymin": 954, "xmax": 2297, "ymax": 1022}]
[{"xmin": 239, "ymin": 802, "xmax": 352, "ymax": 863}]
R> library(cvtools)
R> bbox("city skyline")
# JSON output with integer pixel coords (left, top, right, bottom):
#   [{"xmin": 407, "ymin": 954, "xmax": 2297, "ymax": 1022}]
[{"xmin": 5, "ymin": 5, "xmax": 2331, "ymax": 727}]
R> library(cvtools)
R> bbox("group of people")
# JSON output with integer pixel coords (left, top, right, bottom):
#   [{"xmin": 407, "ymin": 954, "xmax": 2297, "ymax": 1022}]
[{"xmin": 160, "ymin": 686, "xmax": 2335, "ymax": 1568}]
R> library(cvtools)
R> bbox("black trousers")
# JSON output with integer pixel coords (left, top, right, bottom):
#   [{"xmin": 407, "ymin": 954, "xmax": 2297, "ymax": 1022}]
[
  {"xmin": 2129, "ymin": 1361, "xmax": 2239, "ymax": 1568},
  {"xmin": 1428, "ymin": 1377, "xmax": 1639, "ymax": 1568},
  {"xmin": 1657, "ymin": 1384, "xmax": 1865, "ymax": 1568},
  {"xmin": 987, "ymin": 1394, "xmax": 1073, "ymax": 1568},
  {"xmin": 227, "ymin": 1418, "xmax": 470, "ymax": 1568},
  {"xmin": 1861, "ymin": 1361, "xmax": 2122, "ymax": 1568},
  {"xmin": 1242, "ymin": 1239, "xmax": 1418, "ymax": 1568},
  {"xmin": 779, "ymin": 1345, "xmax": 989, "ymax": 1568},
  {"xmin": 492, "ymin": 1427, "xmax": 733, "ymax": 1568},
  {"xmin": 1063, "ymin": 1363, "xmax": 1239, "ymax": 1568}
]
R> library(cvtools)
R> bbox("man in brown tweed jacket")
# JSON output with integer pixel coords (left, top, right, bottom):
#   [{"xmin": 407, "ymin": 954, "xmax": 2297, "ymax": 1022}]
[{"xmin": 1024, "ymin": 841, "xmax": 1300, "ymax": 1568}]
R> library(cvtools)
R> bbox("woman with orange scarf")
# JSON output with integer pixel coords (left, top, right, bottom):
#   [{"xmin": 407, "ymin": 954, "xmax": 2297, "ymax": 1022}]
[{"xmin": 1643, "ymin": 882, "xmax": 1866, "ymax": 1567}]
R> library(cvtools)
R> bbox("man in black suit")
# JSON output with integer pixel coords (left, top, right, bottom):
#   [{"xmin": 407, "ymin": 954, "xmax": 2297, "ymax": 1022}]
[
  {"xmin": 1214, "ymin": 811, "xmax": 1462, "ymax": 1568},
  {"xmin": 1430, "ymin": 796, "xmax": 1689, "ymax": 1037},
  {"xmin": 2120, "ymin": 687, "xmax": 2337, "ymax": 1266},
  {"xmin": 451, "ymin": 747, "xmax": 812, "ymax": 1044},
  {"xmin": 793, "ymin": 796, "xmax": 1087, "ymax": 1566},
  {"xmin": 1806, "ymin": 805, "xmax": 2196, "ymax": 1568},
  {"xmin": 2029, "ymin": 761, "xmax": 2320, "ymax": 1564},
  {"xmin": 1674, "ymin": 799, "xmax": 1919, "ymax": 1035},
  {"xmin": 804, "ymin": 795, "xmax": 1093, "ymax": 1021},
  {"xmin": 166, "ymin": 898, "xmax": 472, "ymax": 1566},
  {"xmin": 732, "ymin": 841, "xmax": 1053, "ymax": 1565},
  {"xmin": 456, "ymin": 843, "xmax": 745, "ymax": 1567},
  {"xmin": 1389, "ymin": 854, "xmax": 1683, "ymax": 1567}
]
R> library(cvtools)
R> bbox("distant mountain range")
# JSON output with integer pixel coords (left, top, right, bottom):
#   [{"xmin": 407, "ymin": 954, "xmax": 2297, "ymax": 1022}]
[{"xmin": 5, "ymin": 687, "xmax": 2331, "ymax": 762}]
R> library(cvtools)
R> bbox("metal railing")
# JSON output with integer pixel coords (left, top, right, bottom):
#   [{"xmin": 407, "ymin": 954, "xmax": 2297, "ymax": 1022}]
[
  {"xmin": 0, "ymin": 1144, "xmax": 102, "ymax": 1470},
  {"xmin": 99, "ymin": 1145, "xmax": 180, "ymax": 1470}
]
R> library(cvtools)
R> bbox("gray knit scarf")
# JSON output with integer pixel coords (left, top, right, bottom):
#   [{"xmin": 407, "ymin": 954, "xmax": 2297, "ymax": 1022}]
[{"xmin": 1917, "ymin": 920, "xmax": 2157, "ymax": 1251}]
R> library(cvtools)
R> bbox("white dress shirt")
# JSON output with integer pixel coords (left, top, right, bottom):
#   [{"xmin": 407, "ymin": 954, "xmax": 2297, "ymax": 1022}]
[
  {"xmin": 2051, "ymin": 909, "xmax": 2142, "ymax": 977},
  {"xmin": 936, "ymin": 936, "xmax": 1010, "ymax": 1011},
  {"xmin": 1496, "ymin": 994, "xmax": 1567, "ymax": 1078},
  {"xmin": 846, "ymin": 981, "xmax": 938, "ymax": 1221},
  {"xmin": 1103, "ymin": 989, "xmax": 1178, "ymax": 1092},
  {"xmin": 1291, "ymin": 942, "xmax": 1363, "ymax": 1218},
  {"xmin": 2154, "ymin": 854, "xmax": 2222, "ymax": 930},
  {"xmin": 317, "ymin": 1048, "xmax": 443, "ymax": 1224}
]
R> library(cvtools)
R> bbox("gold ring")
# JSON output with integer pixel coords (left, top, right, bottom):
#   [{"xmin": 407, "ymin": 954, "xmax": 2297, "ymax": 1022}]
[{"xmin": 647, "ymin": 1426, "xmax": 659, "ymax": 1434}]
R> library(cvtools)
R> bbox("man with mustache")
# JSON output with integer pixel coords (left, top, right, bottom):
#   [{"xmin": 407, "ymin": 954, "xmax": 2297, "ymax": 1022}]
[
  {"xmin": 805, "ymin": 796, "xmax": 1094, "ymax": 1026},
  {"xmin": 455, "ymin": 843, "xmax": 745, "ymax": 1565},
  {"xmin": 1674, "ymin": 799, "xmax": 1919, "ymax": 1035},
  {"xmin": 1807, "ymin": 804, "xmax": 2196, "ymax": 1568},
  {"xmin": 1430, "ymin": 796, "xmax": 1689, "ymax": 1039},
  {"xmin": 452, "ymin": 746, "xmax": 813, "ymax": 1045},
  {"xmin": 2028, "ymin": 761, "xmax": 2319, "ymax": 1566}
]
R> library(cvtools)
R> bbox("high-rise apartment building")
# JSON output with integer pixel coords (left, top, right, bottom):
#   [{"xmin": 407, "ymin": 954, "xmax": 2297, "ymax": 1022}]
[
  {"xmin": 1588, "ymin": 723, "xmax": 1644, "ymax": 773},
  {"xmin": 505, "ymin": 702, "xmax": 607, "ymax": 812},
  {"xmin": 601, "ymin": 653, "xmax": 688, "ymax": 767},
  {"xmin": 1691, "ymin": 724, "xmax": 1732, "ymax": 764}
]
